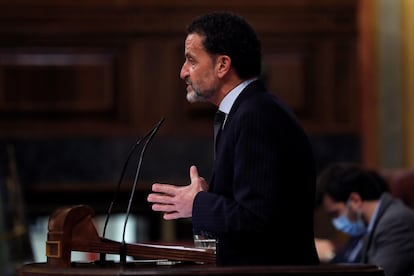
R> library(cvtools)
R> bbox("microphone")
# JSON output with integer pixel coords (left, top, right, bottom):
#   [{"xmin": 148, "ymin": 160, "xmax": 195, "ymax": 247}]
[
  {"xmin": 98, "ymin": 117, "xmax": 165, "ymax": 266},
  {"xmin": 119, "ymin": 117, "xmax": 165, "ymax": 265}
]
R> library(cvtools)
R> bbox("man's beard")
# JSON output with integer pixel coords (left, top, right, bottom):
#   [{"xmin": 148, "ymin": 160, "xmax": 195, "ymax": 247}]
[
  {"xmin": 186, "ymin": 83, "xmax": 214, "ymax": 103},
  {"xmin": 186, "ymin": 89, "xmax": 208, "ymax": 103}
]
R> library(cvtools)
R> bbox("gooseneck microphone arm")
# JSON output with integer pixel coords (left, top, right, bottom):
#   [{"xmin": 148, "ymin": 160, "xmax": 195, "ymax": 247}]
[
  {"xmin": 119, "ymin": 117, "xmax": 165, "ymax": 265},
  {"xmin": 98, "ymin": 117, "xmax": 165, "ymax": 266},
  {"xmin": 102, "ymin": 140, "xmax": 142, "ymax": 239}
]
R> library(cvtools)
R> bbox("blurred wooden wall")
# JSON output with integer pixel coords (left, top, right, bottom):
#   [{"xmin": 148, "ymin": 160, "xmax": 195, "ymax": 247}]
[{"xmin": 0, "ymin": 0, "xmax": 359, "ymax": 138}]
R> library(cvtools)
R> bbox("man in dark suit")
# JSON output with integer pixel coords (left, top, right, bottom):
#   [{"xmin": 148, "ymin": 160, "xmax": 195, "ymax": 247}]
[
  {"xmin": 316, "ymin": 163, "xmax": 414, "ymax": 276},
  {"xmin": 147, "ymin": 11, "xmax": 319, "ymax": 266}
]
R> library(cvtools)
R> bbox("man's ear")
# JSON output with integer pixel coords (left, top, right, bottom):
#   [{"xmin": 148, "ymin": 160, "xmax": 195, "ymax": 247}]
[{"xmin": 216, "ymin": 55, "xmax": 231, "ymax": 77}]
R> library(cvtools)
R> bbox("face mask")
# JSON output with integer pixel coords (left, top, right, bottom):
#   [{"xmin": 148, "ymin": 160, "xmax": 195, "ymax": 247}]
[{"xmin": 332, "ymin": 209, "xmax": 366, "ymax": 237}]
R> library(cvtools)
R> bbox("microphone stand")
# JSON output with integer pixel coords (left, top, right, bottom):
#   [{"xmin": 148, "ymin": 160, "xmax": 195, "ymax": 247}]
[
  {"xmin": 97, "ymin": 118, "xmax": 165, "ymax": 266},
  {"xmin": 120, "ymin": 118, "xmax": 164, "ymax": 266}
]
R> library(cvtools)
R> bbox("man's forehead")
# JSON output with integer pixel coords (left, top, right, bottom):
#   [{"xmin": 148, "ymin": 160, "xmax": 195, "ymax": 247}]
[
  {"xmin": 322, "ymin": 195, "xmax": 346, "ymax": 218},
  {"xmin": 185, "ymin": 34, "xmax": 204, "ymax": 49}
]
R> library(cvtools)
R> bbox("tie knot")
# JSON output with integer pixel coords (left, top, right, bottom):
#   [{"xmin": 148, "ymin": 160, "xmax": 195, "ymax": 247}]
[{"xmin": 214, "ymin": 110, "xmax": 226, "ymax": 125}]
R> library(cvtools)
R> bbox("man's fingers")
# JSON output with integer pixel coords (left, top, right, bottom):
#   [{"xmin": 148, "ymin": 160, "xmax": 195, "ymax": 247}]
[
  {"xmin": 147, "ymin": 192, "xmax": 173, "ymax": 204},
  {"xmin": 151, "ymin": 203, "xmax": 176, "ymax": 213},
  {"xmin": 150, "ymin": 204, "xmax": 181, "ymax": 220},
  {"xmin": 190, "ymin": 165, "xmax": 199, "ymax": 181},
  {"xmin": 163, "ymin": 212, "xmax": 180, "ymax": 220},
  {"xmin": 151, "ymin": 183, "xmax": 176, "ymax": 195}
]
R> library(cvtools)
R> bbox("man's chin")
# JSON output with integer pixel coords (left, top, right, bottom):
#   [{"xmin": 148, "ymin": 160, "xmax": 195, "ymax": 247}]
[
  {"xmin": 186, "ymin": 92, "xmax": 205, "ymax": 103},
  {"xmin": 186, "ymin": 93, "xmax": 197, "ymax": 103}
]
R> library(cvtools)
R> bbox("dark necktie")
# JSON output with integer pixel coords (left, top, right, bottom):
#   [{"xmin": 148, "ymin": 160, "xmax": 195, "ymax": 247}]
[{"xmin": 213, "ymin": 110, "xmax": 226, "ymax": 155}]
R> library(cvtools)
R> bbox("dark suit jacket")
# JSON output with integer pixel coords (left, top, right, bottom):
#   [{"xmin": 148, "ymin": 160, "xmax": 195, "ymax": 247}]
[
  {"xmin": 192, "ymin": 80, "xmax": 319, "ymax": 266},
  {"xmin": 362, "ymin": 192, "xmax": 414, "ymax": 276}
]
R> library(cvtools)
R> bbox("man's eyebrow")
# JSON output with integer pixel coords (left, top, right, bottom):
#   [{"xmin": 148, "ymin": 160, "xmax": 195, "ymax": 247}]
[{"xmin": 185, "ymin": 52, "xmax": 195, "ymax": 59}]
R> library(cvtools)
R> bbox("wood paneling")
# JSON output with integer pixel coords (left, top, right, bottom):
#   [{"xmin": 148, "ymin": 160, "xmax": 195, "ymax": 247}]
[
  {"xmin": 358, "ymin": 0, "xmax": 377, "ymax": 166},
  {"xmin": 0, "ymin": 0, "xmax": 358, "ymax": 137},
  {"xmin": 0, "ymin": 49, "xmax": 115, "ymax": 113}
]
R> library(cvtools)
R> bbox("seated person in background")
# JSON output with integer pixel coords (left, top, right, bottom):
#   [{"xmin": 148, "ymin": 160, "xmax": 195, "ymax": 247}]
[
  {"xmin": 315, "ymin": 168, "xmax": 390, "ymax": 263},
  {"xmin": 315, "ymin": 162, "xmax": 414, "ymax": 276}
]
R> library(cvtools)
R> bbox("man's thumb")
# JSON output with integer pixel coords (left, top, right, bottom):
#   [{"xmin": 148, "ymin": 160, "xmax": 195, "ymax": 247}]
[{"xmin": 189, "ymin": 165, "xmax": 199, "ymax": 181}]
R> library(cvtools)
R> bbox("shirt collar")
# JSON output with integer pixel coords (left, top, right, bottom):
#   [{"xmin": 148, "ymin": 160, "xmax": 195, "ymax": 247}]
[{"xmin": 218, "ymin": 78, "xmax": 257, "ymax": 114}]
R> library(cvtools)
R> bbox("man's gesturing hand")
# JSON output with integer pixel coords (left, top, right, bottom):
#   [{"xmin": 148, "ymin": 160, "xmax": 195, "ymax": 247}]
[{"xmin": 147, "ymin": 165, "xmax": 208, "ymax": 220}]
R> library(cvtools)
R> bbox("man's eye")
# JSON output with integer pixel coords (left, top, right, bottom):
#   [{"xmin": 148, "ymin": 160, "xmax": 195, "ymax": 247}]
[{"xmin": 187, "ymin": 57, "xmax": 196, "ymax": 64}]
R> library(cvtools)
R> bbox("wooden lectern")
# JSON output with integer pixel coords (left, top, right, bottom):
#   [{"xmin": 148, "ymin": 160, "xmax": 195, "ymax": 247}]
[
  {"xmin": 16, "ymin": 205, "xmax": 385, "ymax": 275},
  {"xmin": 44, "ymin": 204, "xmax": 215, "ymax": 267}
]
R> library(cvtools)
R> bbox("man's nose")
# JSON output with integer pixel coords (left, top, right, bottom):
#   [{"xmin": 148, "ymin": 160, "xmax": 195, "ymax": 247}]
[{"xmin": 180, "ymin": 63, "xmax": 188, "ymax": 80}]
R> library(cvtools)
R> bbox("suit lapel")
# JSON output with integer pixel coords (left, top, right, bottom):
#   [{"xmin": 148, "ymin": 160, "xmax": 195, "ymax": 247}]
[
  {"xmin": 361, "ymin": 193, "xmax": 393, "ymax": 262},
  {"xmin": 208, "ymin": 80, "xmax": 265, "ymax": 191}
]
